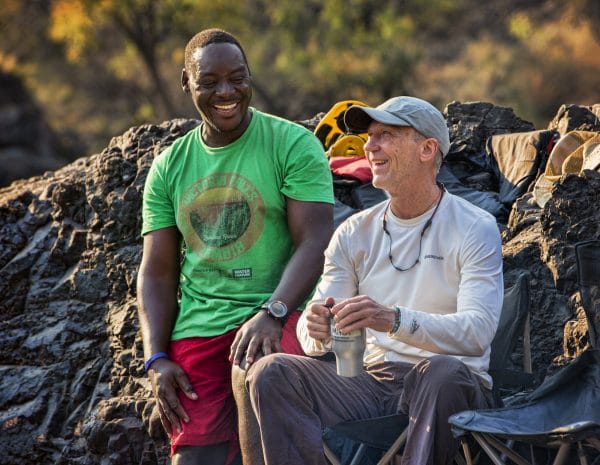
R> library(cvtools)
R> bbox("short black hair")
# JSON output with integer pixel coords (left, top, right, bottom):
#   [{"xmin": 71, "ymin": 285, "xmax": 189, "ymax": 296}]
[{"xmin": 184, "ymin": 28, "xmax": 250, "ymax": 75}]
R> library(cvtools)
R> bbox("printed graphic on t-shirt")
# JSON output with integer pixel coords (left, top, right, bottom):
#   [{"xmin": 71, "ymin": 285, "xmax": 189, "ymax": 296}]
[{"xmin": 180, "ymin": 173, "xmax": 264, "ymax": 262}]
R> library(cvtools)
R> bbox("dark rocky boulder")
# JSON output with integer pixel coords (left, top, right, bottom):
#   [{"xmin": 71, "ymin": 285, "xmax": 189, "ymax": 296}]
[
  {"xmin": 0, "ymin": 119, "xmax": 198, "ymax": 465},
  {"xmin": 503, "ymin": 172, "xmax": 600, "ymax": 375},
  {"xmin": 445, "ymin": 101, "xmax": 536, "ymax": 161},
  {"xmin": 0, "ymin": 103, "xmax": 598, "ymax": 465},
  {"xmin": 547, "ymin": 103, "xmax": 600, "ymax": 135}
]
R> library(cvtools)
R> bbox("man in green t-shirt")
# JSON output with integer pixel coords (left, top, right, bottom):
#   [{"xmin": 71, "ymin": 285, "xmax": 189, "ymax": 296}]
[{"xmin": 137, "ymin": 28, "xmax": 334, "ymax": 465}]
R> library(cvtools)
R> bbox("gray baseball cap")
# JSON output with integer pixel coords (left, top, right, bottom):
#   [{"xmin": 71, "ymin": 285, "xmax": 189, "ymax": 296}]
[{"xmin": 344, "ymin": 96, "xmax": 450, "ymax": 157}]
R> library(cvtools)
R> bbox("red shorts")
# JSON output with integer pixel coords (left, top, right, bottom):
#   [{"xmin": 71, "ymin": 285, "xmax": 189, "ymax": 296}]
[{"xmin": 167, "ymin": 311, "xmax": 304, "ymax": 460}]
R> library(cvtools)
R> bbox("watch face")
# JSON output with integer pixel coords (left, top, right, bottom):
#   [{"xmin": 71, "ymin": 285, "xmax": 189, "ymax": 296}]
[{"xmin": 268, "ymin": 301, "xmax": 288, "ymax": 318}]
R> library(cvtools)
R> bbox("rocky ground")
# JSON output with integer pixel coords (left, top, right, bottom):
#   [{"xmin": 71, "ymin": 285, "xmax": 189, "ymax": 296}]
[{"xmin": 0, "ymin": 103, "xmax": 599, "ymax": 465}]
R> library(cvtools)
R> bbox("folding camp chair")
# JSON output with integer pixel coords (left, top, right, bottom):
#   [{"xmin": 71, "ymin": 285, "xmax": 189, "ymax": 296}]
[
  {"xmin": 575, "ymin": 240, "xmax": 600, "ymax": 349},
  {"xmin": 449, "ymin": 349, "xmax": 600, "ymax": 465},
  {"xmin": 488, "ymin": 272, "xmax": 534, "ymax": 406},
  {"xmin": 449, "ymin": 242, "xmax": 600, "ymax": 465},
  {"xmin": 323, "ymin": 272, "xmax": 534, "ymax": 465}
]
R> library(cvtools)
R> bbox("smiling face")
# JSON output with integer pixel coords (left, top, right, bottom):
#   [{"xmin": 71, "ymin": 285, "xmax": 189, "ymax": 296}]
[
  {"xmin": 364, "ymin": 122, "xmax": 427, "ymax": 195},
  {"xmin": 182, "ymin": 42, "xmax": 252, "ymax": 147}
]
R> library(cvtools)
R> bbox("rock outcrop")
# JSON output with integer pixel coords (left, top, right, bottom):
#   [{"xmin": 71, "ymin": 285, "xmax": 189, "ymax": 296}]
[
  {"xmin": 548, "ymin": 103, "xmax": 600, "ymax": 135},
  {"xmin": 0, "ymin": 103, "xmax": 598, "ymax": 465},
  {"xmin": 0, "ymin": 119, "xmax": 198, "ymax": 465}
]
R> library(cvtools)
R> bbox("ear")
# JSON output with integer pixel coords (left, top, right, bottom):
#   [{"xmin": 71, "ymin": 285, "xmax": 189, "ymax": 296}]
[
  {"xmin": 181, "ymin": 68, "xmax": 190, "ymax": 93},
  {"xmin": 420, "ymin": 138, "xmax": 439, "ymax": 162}
]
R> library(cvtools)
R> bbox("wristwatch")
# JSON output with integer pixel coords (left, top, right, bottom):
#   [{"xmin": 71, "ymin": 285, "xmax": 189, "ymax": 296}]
[{"xmin": 261, "ymin": 300, "xmax": 289, "ymax": 324}]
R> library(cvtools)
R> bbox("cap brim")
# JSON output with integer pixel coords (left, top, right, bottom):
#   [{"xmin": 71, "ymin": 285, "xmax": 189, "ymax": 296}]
[{"xmin": 344, "ymin": 106, "xmax": 411, "ymax": 133}]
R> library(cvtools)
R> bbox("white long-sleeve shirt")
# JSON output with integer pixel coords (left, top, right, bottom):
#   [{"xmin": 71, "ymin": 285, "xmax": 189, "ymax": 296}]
[{"xmin": 297, "ymin": 191, "xmax": 503, "ymax": 388}]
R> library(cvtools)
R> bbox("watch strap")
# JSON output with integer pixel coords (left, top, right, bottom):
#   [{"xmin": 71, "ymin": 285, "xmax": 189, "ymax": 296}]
[{"xmin": 262, "ymin": 300, "xmax": 289, "ymax": 324}]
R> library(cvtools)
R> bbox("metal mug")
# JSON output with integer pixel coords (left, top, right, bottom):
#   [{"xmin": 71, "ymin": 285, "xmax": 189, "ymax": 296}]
[{"xmin": 330, "ymin": 318, "xmax": 366, "ymax": 377}]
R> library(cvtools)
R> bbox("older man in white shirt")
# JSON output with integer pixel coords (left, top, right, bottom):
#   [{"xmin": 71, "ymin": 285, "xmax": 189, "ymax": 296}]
[{"xmin": 242, "ymin": 96, "xmax": 503, "ymax": 465}]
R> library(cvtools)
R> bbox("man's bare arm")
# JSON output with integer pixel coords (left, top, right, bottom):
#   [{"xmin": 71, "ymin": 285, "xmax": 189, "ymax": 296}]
[{"xmin": 137, "ymin": 227, "xmax": 197, "ymax": 433}]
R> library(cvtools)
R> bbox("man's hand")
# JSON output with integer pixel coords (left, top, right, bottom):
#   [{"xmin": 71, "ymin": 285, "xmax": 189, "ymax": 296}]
[
  {"xmin": 147, "ymin": 358, "xmax": 197, "ymax": 434},
  {"xmin": 306, "ymin": 297, "xmax": 334, "ymax": 343},
  {"xmin": 229, "ymin": 311, "xmax": 283, "ymax": 366},
  {"xmin": 331, "ymin": 295, "xmax": 395, "ymax": 334}
]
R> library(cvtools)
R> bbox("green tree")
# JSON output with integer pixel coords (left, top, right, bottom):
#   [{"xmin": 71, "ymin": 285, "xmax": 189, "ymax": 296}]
[
  {"xmin": 231, "ymin": 0, "xmax": 474, "ymax": 118},
  {"xmin": 2, "ymin": 0, "xmax": 599, "ymax": 160},
  {"xmin": 49, "ymin": 0, "xmax": 198, "ymax": 118}
]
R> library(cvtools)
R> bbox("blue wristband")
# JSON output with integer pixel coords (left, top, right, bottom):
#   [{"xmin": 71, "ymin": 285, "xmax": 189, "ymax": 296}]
[{"xmin": 144, "ymin": 352, "xmax": 169, "ymax": 372}]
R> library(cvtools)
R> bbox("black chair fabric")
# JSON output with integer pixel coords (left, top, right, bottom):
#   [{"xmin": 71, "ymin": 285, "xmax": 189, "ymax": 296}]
[
  {"xmin": 449, "ymin": 349, "xmax": 600, "ymax": 445},
  {"xmin": 575, "ymin": 240, "xmax": 600, "ymax": 349},
  {"xmin": 447, "ymin": 242, "xmax": 600, "ymax": 465},
  {"xmin": 489, "ymin": 273, "xmax": 535, "ymax": 404},
  {"xmin": 323, "ymin": 415, "xmax": 409, "ymax": 465}
]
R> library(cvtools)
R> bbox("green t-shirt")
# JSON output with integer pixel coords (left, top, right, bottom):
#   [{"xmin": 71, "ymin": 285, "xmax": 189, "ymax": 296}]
[{"xmin": 142, "ymin": 109, "xmax": 334, "ymax": 339}]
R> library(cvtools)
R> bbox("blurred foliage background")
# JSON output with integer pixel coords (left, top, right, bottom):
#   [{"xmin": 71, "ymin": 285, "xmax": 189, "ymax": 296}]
[{"xmin": 1, "ymin": 0, "xmax": 599, "ymax": 159}]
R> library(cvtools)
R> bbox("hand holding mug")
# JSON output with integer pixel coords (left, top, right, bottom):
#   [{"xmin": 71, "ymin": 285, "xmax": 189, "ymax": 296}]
[{"xmin": 306, "ymin": 297, "xmax": 335, "ymax": 343}]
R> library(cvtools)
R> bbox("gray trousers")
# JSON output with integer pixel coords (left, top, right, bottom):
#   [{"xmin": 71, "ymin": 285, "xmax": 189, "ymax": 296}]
[{"xmin": 245, "ymin": 354, "xmax": 493, "ymax": 465}]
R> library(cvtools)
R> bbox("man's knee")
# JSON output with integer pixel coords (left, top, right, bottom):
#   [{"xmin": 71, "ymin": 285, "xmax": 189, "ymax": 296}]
[
  {"xmin": 245, "ymin": 353, "xmax": 298, "ymax": 398},
  {"xmin": 231, "ymin": 363, "xmax": 248, "ymax": 400},
  {"xmin": 402, "ymin": 355, "xmax": 476, "ymax": 415},
  {"xmin": 231, "ymin": 354, "xmax": 267, "ymax": 401},
  {"xmin": 426, "ymin": 354, "xmax": 466, "ymax": 375},
  {"xmin": 410, "ymin": 355, "xmax": 470, "ymax": 391}
]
